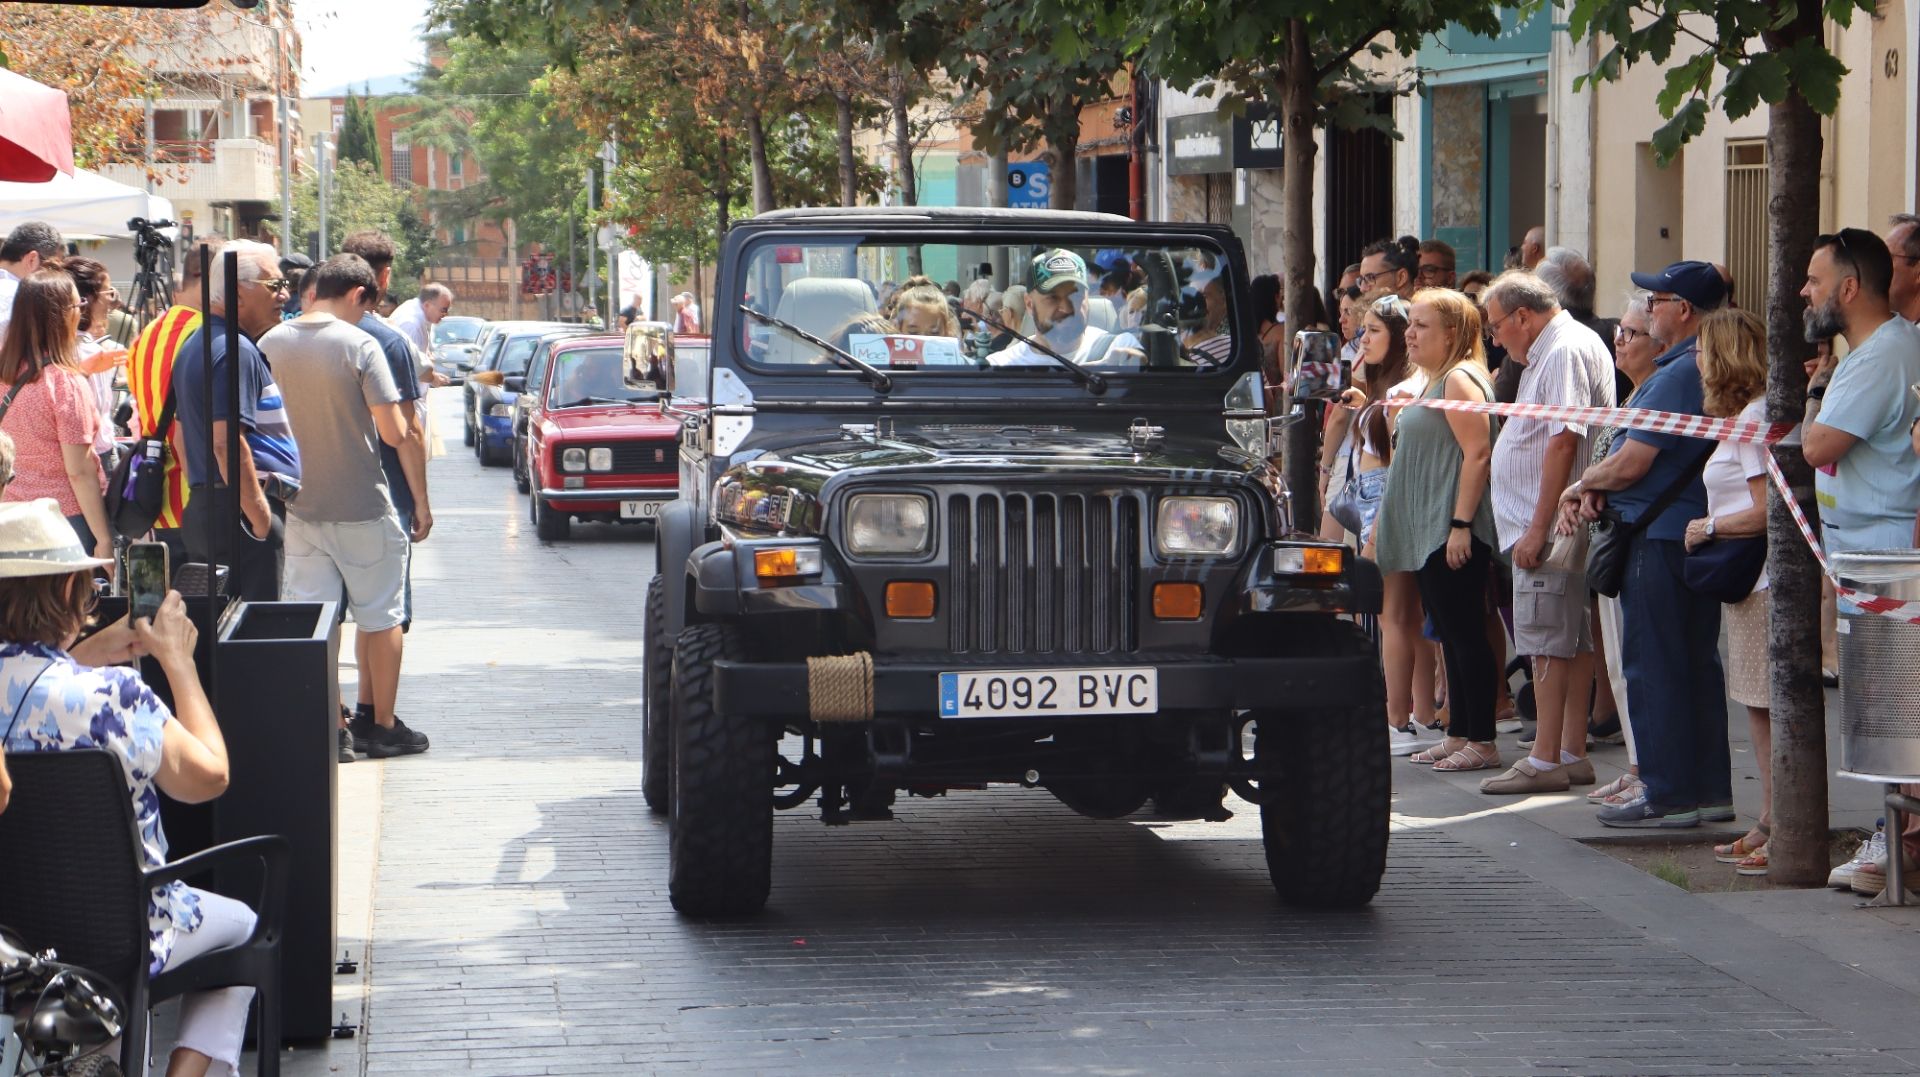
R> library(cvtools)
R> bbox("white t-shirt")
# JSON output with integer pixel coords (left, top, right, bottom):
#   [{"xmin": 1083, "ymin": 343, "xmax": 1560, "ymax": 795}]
[
  {"xmin": 986, "ymin": 328, "xmax": 1144, "ymax": 368},
  {"xmin": 388, "ymin": 298, "xmax": 432, "ymax": 359},
  {"xmin": 1702, "ymin": 397, "xmax": 1770, "ymax": 591},
  {"xmin": 0, "ymin": 267, "xmax": 19, "ymax": 354}
]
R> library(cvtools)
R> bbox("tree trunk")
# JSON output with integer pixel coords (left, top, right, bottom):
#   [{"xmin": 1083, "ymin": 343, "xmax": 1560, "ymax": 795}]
[
  {"xmin": 835, "ymin": 89, "xmax": 858, "ymax": 207},
  {"xmin": 747, "ymin": 108, "xmax": 774, "ymax": 215},
  {"xmin": 714, "ymin": 136, "xmax": 733, "ymax": 239},
  {"xmin": 1046, "ymin": 93, "xmax": 1079, "ymax": 210},
  {"xmin": 891, "ymin": 70, "xmax": 917, "ymax": 207},
  {"xmin": 1279, "ymin": 20, "xmax": 1322, "ymax": 527},
  {"xmin": 1762, "ymin": 9, "xmax": 1829, "ymax": 889}
]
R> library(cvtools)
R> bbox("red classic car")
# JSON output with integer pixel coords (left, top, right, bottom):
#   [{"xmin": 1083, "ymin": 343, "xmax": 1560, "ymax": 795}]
[{"xmin": 525, "ymin": 333, "xmax": 705, "ymax": 541}]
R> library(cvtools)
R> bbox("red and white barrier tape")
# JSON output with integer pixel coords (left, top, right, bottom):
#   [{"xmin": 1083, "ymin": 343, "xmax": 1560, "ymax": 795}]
[{"xmin": 1382, "ymin": 395, "xmax": 1920, "ymax": 624}]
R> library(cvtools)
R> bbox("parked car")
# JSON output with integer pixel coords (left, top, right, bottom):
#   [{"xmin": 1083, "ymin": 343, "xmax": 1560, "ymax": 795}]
[
  {"xmin": 525, "ymin": 334, "xmax": 693, "ymax": 540},
  {"xmin": 463, "ymin": 320, "xmax": 565, "ymax": 448},
  {"xmin": 643, "ymin": 208, "xmax": 1386, "ymax": 919},
  {"xmin": 467, "ymin": 322, "xmax": 585, "ymax": 465},
  {"xmin": 431, "ymin": 315, "xmax": 487, "ymax": 383},
  {"xmin": 514, "ymin": 324, "xmax": 710, "ymax": 493}
]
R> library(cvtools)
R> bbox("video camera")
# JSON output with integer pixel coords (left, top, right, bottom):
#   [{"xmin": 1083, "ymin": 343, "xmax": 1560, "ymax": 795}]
[{"xmin": 127, "ymin": 217, "xmax": 176, "ymax": 249}]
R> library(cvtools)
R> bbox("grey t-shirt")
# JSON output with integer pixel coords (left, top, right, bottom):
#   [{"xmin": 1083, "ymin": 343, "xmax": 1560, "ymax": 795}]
[{"xmin": 258, "ymin": 315, "xmax": 401, "ymax": 523}]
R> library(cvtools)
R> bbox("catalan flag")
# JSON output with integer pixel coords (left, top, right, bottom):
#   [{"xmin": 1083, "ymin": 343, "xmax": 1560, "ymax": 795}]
[{"xmin": 125, "ymin": 305, "xmax": 201, "ymax": 530}]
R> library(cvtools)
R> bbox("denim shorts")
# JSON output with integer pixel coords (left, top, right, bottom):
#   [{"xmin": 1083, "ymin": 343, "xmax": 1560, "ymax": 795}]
[{"xmin": 1354, "ymin": 466, "xmax": 1388, "ymax": 547}]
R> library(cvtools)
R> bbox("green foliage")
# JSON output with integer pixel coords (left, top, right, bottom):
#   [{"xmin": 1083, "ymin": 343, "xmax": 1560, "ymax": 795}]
[
  {"xmin": 289, "ymin": 159, "xmax": 407, "ymax": 267},
  {"xmin": 1558, "ymin": 0, "xmax": 1874, "ymax": 163},
  {"xmin": 336, "ymin": 93, "xmax": 383, "ymax": 173}
]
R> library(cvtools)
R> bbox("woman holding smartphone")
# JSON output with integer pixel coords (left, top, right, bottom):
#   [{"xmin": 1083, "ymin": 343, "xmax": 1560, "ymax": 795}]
[{"xmin": 1371, "ymin": 288, "xmax": 1502, "ymax": 772}]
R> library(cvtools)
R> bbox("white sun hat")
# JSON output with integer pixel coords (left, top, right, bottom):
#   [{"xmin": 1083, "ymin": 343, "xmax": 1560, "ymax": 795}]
[{"xmin": 0, "ymin": 498, "xmax": 113, "ymax": 577}]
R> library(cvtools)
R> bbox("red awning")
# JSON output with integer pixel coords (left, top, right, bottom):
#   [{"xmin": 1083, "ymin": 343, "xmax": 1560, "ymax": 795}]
[{"xmin": 0, "ymin": 69, "xmax": 75, "ymax": 183}]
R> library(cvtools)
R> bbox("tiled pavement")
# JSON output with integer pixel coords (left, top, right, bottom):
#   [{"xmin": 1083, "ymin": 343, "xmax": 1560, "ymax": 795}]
[{"xmin": 279, "ymin": 389, "xmax": 1920, "ymax": 1075}]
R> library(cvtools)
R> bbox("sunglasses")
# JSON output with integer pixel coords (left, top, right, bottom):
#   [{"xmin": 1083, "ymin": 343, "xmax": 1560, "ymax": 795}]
[{"xmin": 248, "ymin": 277, "xmax": 292, "ymax": 295}]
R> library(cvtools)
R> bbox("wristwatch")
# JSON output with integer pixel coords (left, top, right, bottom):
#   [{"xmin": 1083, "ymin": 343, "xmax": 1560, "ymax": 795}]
[
  {"xmin": 1706, "ymin": 516, "xmax": 1717, "ymax": 538},
  {"xmin": 1449, "ymin": 518, "xmax": 1472, "ymax": 530}
]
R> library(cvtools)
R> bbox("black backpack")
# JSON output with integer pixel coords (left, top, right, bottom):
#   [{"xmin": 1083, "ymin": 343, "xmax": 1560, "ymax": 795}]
[{"xmin": 105, "ymin": 393, "xmax": 176, "ymax": 539}]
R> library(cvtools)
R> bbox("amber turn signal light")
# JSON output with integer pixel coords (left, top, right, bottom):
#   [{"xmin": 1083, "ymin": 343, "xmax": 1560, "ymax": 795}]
[
  {"xmin": 885, "ymin": 580, "xmax": 937, "ymax": 618},
  {"xmin": 753, "ymin": 547, "xmax": 822, "ymax": 578},
  {"xmin": 1152, "ymin": 581, "xmax": 1204, "ymax": 621},
  {"xmin": 1274, "ymin": 547, "xmax": 1344, "ymax": 576}
]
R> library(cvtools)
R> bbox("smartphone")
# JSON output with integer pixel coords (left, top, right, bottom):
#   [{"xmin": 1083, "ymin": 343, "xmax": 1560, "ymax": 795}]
[{"xmin": 127, "ymin": 541, "xmax": 169, "ymax": 623}]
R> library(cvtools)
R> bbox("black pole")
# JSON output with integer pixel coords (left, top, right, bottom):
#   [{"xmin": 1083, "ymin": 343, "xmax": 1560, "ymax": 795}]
[
  {"xmin": 223, "ymin": 252, "xmax": 242, "ymax": 616},
  {"xmin": 199, "ymin": 246, "xmax": 216, "ymax": 700}
]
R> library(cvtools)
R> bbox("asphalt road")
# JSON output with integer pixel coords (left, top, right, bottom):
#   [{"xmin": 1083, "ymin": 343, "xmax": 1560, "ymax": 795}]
[{"xmin": 296, "ymin": 388, "xmax": 1920, "ymax": 1075}]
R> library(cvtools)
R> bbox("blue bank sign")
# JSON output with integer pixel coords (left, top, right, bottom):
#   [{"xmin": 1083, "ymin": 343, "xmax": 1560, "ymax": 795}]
[{"xmin": 1007, "ymin": 162, "xmax": 1051, "ymax": 208}]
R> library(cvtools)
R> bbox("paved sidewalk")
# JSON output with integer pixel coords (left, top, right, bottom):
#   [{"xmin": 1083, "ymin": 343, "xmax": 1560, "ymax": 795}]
[{"xmin": 270, "ymin": 389, "xmax": 1920, "ymax": 1075}]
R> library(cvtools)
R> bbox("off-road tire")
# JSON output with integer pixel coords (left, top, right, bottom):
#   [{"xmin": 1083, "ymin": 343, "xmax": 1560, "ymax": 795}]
[
  {"xmin": 667, "ymin": 623, "xmax": 775, "ymax": 917},
  {"xmin": 532, "ymin": 490, "xmax": 570, "ymax": 541},
  {"xmin": 65, "ymin": 1054, "xmax": 125, "ymax": 1077},
  {"xmin": 641, "ymin": 576, "xmax": 673, "ymax": 813},
  {"xmin": 1256, "ymin": 622, "xmax": 1388, "ymax": 908}
]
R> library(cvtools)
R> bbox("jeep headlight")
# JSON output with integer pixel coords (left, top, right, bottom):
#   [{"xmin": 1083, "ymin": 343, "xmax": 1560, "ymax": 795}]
[
  {"xmin": 1155, "ymin": 496, "xmax": 1239, "ymax": 557},
  {"xmin": 561, "ymin": 448, "xmax": 586, "ymax": 472},
  {"xmin": 588, "ymin": 447, "xmax": 613, "ymax": 471},
  {"xmin": 845, "ymin": 493, "xmax": 931, "ymax": 556}
]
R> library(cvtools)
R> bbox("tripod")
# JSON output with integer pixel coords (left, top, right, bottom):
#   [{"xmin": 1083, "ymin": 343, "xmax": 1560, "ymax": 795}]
[{"xmin": 124, "ymin": 217, "xmax": 176, "ymax": 331}]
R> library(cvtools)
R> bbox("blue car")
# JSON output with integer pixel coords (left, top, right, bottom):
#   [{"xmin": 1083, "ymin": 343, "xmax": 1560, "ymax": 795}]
[{"xmin": 467, "ymin": 323, "xmax": 586, "ymax": 467}]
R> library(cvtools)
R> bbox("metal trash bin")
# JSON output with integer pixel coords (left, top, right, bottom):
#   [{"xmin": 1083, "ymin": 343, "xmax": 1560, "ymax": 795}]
[{"xmin": 1835, "ymin": 549, "xmax": 1920, "ymax": 777}]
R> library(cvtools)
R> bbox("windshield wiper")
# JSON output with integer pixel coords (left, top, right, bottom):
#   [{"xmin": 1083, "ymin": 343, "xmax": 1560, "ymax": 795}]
[
  {"xmin": 738, "ymin": 304, "xmax": 892, "ymax": 392},
  {"xmin": 557, "ymin": 395, "xmax": 645, "ymax": 408},
  {"xmin": 959, "ymin": 308, "xmax": 1107, "ymax": 395}
]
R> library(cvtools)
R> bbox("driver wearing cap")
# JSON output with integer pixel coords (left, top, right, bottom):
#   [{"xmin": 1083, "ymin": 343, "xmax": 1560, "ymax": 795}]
[{"xmin": 986, "ymin": 249, "xmax": 1143, "ymax": 368}]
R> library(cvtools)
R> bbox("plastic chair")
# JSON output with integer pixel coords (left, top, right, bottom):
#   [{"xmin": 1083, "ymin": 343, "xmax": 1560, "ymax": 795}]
[{"xmin": 0, "ymin": 749, "xmax": 288, "ymax": 1076}]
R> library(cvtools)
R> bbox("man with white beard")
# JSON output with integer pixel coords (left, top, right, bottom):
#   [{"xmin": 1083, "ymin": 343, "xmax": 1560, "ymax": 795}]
[{"xmin": 986, "ymin": 249, "xmax": 1144, "ymax": 367}]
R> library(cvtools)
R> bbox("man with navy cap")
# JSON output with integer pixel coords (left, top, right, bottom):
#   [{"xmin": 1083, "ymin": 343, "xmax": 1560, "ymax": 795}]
[{"xmin": 1560, "ymin": 260, "xmax": 1728, "ymax": 828}]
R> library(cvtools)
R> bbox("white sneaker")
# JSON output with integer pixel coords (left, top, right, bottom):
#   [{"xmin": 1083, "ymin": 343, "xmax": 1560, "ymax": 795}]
[
  {"xmin": 1388, "ymin": 721, "xmax": 1442, "ymax": 757},
  {"xmin": 1496, "ymin": 716, "xmax": 1524, "ymax": 734},
  {"xmin": 1830, "ymin": 829, "xmax": 1886, "ymax": 890}
]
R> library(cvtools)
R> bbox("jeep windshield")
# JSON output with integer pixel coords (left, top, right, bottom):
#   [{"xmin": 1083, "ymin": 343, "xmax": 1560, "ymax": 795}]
[{"xmin": 736, "ymin": 236, "xmax": 1239, "ymax": 375}]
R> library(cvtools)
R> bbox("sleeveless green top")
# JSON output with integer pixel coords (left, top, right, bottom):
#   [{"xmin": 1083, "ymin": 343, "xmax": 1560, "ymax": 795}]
[{"xmin": 1373, "ymin": 363, "xmax": 1500, "ymax": 574}]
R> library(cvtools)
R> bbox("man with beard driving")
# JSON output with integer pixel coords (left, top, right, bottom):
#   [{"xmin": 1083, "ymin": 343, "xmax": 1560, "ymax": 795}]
[{"xmin": 986, "ymin": 249, "xmax": 1144, "ymax": 368}]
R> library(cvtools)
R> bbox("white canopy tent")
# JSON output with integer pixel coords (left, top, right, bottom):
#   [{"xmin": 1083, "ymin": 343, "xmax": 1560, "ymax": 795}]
[
  {"xmin": 0, "ymin": 168, "xmax": 177, "ymax": 290},
  {"xmin": 0, "ymin": 167, "xmax": 175, "ymax": 240}
]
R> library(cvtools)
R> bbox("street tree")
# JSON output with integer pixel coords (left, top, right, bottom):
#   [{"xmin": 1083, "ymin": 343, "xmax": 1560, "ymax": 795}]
[
  {"xmin": 289, "ymin": 158, "xmax": 408, "ymax": 266},
  {"xmin": 336, "ymin": 92, "xmax": 384, "ymax": 174},
  {"xmin": 891, "ymin": 0, "xmax": 1134, "ymax": 210},
  {"xmin": 1561, "ymin": 0, "xmax": 1877, "ymax": 888}
]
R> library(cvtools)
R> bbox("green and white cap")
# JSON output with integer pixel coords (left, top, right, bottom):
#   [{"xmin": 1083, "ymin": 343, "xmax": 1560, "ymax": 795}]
[{"xmin": 1030, "ymin": 249, "xmax": 1088, "ymax": 294}]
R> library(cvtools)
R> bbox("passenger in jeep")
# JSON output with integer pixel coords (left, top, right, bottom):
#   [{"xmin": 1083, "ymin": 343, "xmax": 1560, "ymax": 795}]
[{"xmin": 986, "ymin": 249, "xmax": 1144, "ymax": 368}]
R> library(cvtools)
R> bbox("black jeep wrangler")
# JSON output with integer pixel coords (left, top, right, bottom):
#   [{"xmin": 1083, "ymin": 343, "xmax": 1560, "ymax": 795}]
[{"xmin": 644, "ymin": 208, "xmax": 1386, "ymax": 917}]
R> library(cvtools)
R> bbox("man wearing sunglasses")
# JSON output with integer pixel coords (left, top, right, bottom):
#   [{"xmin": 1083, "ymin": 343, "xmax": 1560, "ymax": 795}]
[{"xmin": 172, "ymin": 239, "xmax": 302, "ymax": 603}]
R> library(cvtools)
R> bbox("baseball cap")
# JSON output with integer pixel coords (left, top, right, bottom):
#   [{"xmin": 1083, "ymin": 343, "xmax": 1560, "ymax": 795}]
[
  {"xmin": 1092, "ymin": 249, "xmax": 1131, "ymax": 273},
  {"xmin": 1030, "ymin": 249, "xmax": 1088, "ymax": 294},
  {"xmin": 1629, "ymin": 260, "xmax": 1725, "ymax": 310},
  {"xmin": 278, "ymin": 252, "xmax": 313, "ymax": 274}
]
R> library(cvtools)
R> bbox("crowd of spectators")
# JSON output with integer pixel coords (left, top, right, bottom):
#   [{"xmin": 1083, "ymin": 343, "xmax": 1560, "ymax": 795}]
[{"xmin": 1311, "ymin": 222, "xmax": 1920, "ymax": 889}]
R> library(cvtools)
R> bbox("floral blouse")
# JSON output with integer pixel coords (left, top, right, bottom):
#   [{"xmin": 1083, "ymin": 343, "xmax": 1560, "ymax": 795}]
[{"xmin": 0, "ymin": 640, "xmax": 200, "ymax": 975}]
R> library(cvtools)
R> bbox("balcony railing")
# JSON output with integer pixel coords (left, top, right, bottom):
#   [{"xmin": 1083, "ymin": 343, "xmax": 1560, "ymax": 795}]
[{"xmin": 98, "ymin": 138, "xmax": 281, "ymax": 205}]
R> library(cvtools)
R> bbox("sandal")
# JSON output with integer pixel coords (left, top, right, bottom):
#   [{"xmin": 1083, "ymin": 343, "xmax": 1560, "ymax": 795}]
[
  {"xmin": 1586, "ymin": 772, "xmax": 1641, "ymax": 802},
  {"xmin": 1714, "ymin": 825, "xmax": 1769, "ymax": 864},
  {"xmin": 1734, "ymin": 845, "xmax": 1769, "ymax": 876},
  {"xmin": 1409, "ymin": 738, "xmax": 1463, "ymax": 765},
  {"xmin": 1432, "ymin": 744, "xmax": 1501, "ymax": 772}
]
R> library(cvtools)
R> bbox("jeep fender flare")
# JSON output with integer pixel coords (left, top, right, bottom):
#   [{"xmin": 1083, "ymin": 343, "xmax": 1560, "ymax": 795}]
[{"xmin": 655, "ymin": 499, "xmax": 706, "ymax": 637}]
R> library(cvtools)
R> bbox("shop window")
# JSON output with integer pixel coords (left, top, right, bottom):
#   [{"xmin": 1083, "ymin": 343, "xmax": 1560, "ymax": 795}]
[{"xmin": 1724, "ymin": 140, "xmax": 1769, "ymax": 310}]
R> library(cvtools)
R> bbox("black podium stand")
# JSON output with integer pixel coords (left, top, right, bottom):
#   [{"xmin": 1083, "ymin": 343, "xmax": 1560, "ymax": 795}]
[{"xmin": 132, "ymin": 597, "xmax": 342, "ymax": 1043}]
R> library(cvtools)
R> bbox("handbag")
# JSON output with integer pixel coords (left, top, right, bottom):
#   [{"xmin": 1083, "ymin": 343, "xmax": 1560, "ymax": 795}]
[
  {"xmin": 1586, "ymin": 446, "xmax": 1712, "ymax": 598},
  {"xmin": 1683, "ymin": 535, "xmax": 1767, "ymax": 603},
  {"xmin": 1325, "ymin": 429, "xmax": 1377, "ymax": 537},
  {"xmin": 105, "ymin": 392, "xmax": 176, "ymax": 540}
]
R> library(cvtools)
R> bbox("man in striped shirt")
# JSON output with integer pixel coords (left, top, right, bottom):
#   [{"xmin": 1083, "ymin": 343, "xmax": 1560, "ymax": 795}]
[{"xmin": 126, "ymin": 235, "xmax": 225, "ymax": 560}]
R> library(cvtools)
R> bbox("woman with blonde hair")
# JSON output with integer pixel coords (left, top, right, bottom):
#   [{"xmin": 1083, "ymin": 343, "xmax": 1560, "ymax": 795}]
[
  {"xmin": 1374, "ymin": 288, "xmax": 1503, "ymax": 772},
  {"xmin": 0, "ymin": 269, "xmax": 112, "ymax": 565},
  {"xmin": 1685, "ymin": 307, "xmax": 1773, "ymax": 874},
  {"xmin": 891, "ymin": 285, "xmax": 959, "ymax": 339}
]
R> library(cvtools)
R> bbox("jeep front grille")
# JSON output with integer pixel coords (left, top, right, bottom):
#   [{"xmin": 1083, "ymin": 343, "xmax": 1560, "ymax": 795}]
[{"xmin": 946, "ymin": 491, "xmax": 1140, "ymax": 654}]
